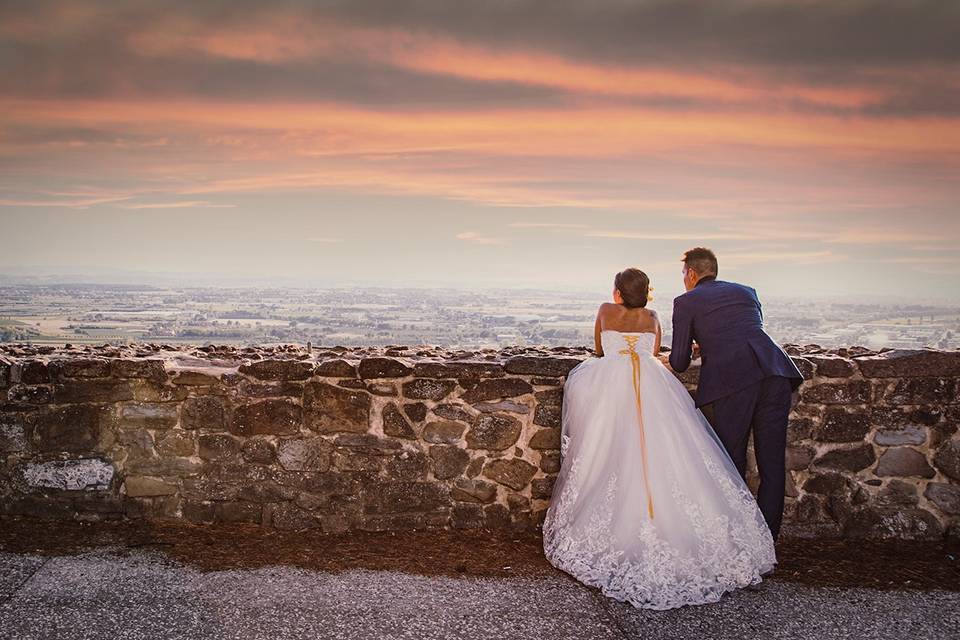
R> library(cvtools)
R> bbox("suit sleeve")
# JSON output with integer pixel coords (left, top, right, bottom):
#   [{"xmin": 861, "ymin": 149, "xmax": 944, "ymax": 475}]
[
  {"xmin": 751, "ymin": 287, "xmax": 763, "ymax": 323},
  {"xmin": 669, "ymin": 297, "xmax": 693, "ymax": 373}
]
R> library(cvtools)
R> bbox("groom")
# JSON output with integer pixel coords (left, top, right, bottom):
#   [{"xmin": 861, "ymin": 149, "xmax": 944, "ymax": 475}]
[{"xmin": 666, "ymin": 247, "xmax": 803, "ymax": 542}]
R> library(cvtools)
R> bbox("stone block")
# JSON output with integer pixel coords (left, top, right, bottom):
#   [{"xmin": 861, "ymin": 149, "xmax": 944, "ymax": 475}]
[
  {"xmin": 239, "ymin": 359, "xmax": 314, "ymax": 380},
  {"xmin": 180, "ymin": 396, "xmax": 226, "ymax": 431},
  {"xmin": 314, "ymin": 358, "xmax": 357, "ymax": 377},
  {"xmin": 503, "ymin": 356, "xmax": 583, "ymax": 376},
  {"xmin": 27, "ymin": 403, "xmax": 114, "ymax": 453},
  {"xmin": 303, "ymin": 381, "xmax": 370, "ymax": 433},
  {"xmin": 198, "ymin": 433, "xmax": 242, "ymax": 461},
  {"xmin": 466, "ymin": 413, "xmax": 521, "ymax": 450},
  {"xmin": 460, "ymin": 378, "xmax": 533, "ymax": 403},
  {"xmin": 124, "ymin": 475, "xmax": 178, "ymax": 497},
  {"xmin": 241, "ymin": 437, "xmax": 277, "ymax": 464},
  {"xmin": 412, "ymin": 361, "xmax": 504, "ymax": 379},
  {"xmin": 401, "ymin": 378, "xmax": 457, "ymax": 401},
  {"xmin": 52, "ymin": 380, "xmax": 133, "ymax": 404},
  {"xmin": 231, "ymin": 399, "xmax": 302, "ymax": 436},
  {"xmin": 802, "ymin": 381, "xmax": 871, "ymax": 405},
  {"xmin": 358, "ymin": 357, "xmax": 412, "ymax": 379},
  {"xmin": 843, "ymin": 507, "xmax": 942, "ymax": 540},
  {"xmin": 806, "ymin": 354, "xmax": 856, "ymax": 378},
  {"xmin": 482, "ymin": 458, "xmax": 537, "ymax": 490},
  {"xmin": 450, "ymin": 478, "xmax": 497, "ymax": 503},
  {"xmin": 874, "ymin": 426, "xmax": 927, "ymax": 446},
  {"xmin": 811, "ymin": 444, "xmax": 876, "ymax": 472},
  {"xmin": 855, "ymin": 349, "xmax": 960, "ymax": 378},
  {"xmin": 422, "ymin": 420, "xmax": 467, "ymax": 444},
  {"xmin": 20, "ymin": 457, "xmax": 114, "ymax": 490},
  {"xmin": 814, "ymin": 408, "xmax": 871, "ymax": 442},
  {"xmin": 277, "ymin": 437, "xmax": 333, "ymax": 471},
  {"xmin": 429, "ymin": 445, "xmax": 470, "ymax": 480},
  {"xmin": 529, "ymin": 427, "xmax": 560, "ymax": 450},
  {"xmin": 381, "ymin": 402, "xmax": 416, "ymax": 439},
  {"xmin": 119, "ymin": 402, "xmax": 178, "ymax": 429},
  {"xmin": 924, "ymin": 483, "xmax": 960, "ymax": 515},
  {"xmin": 875, "ymin": 447, "xmax": 935, "ymax": 478},
  {"xmin": 933, "ymin": 439, "xmax": 960, "ymax": 481}
]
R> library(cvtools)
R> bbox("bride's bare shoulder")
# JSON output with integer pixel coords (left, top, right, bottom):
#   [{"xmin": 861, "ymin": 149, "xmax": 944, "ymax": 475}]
[{"xmin": 596, "ymin": 302, "xmax": 618, "ymax": 316}]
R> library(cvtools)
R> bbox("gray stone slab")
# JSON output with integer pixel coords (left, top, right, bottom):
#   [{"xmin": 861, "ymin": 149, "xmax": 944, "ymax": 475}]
[
  {"xmin": 0, "ymin": 546, "xmax": 957, "ymax": 640},
  {"xmin": 602, "ymin": 580, "xmax": 960, "ymax": 640},
  {"xmin": 0, "ymin": 552, "xmax": 47, "ymax": 600},
  {"xmin": 0, "ymin": 546, "xmax": 617, "ymax": 640}
]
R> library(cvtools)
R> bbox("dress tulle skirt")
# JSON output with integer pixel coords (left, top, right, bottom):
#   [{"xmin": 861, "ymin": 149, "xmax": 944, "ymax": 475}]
[{"xmin": 541, "ymin": 331, "xmax": 777, "ymax": 610}]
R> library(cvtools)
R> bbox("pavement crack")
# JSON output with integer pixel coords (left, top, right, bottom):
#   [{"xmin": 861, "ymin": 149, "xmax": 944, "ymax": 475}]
[
  {"xmin": 0, "ymin": 555, "xmax": 51, "ymax": 607},
  {"xmin": 588, "ymin": 586, "xmax": 632, "ymax": 639}
]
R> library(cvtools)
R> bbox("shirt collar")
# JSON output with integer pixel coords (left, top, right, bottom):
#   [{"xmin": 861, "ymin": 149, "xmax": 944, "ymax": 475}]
[{"xmin": 695, "ymin": 274, "xmax": 717, "ymax": 287}]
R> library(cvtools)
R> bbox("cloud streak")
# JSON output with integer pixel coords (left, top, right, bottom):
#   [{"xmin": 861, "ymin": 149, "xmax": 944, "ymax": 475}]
[{"xmin": 0, "ymin": 1, "xmax": 956, "ymax": 295}]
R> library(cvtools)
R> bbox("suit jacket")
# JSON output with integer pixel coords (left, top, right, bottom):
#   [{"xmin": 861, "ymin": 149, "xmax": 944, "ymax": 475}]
[{"xmin": 669, "ymin": 276, "xmax": 804, "ymax": 407}]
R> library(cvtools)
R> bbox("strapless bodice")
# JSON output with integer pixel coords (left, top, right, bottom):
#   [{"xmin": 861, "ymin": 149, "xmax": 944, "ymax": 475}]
[{"xmin": 601, "ymin": 330, "xmax": 657, "ymax": 358}]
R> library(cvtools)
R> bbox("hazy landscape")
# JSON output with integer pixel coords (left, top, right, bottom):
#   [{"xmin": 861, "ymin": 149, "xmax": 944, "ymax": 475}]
[{"xmin": 1, "ymin": 281, "xmax": 956, "ymax": 351}]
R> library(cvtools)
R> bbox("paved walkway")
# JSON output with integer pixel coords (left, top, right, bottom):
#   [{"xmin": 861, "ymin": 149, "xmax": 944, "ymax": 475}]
[{"xmin": 1, "ymin": 545, "xmax": 957, "ymax": 640}]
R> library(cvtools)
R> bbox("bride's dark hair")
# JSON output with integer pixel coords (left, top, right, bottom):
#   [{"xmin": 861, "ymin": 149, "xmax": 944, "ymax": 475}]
[{"xmin": 614, "ymin": 268, "xmax": 653, "ymax": 308}]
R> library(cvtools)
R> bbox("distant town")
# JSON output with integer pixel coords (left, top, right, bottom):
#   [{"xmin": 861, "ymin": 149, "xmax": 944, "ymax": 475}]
[{"xmin": 0, "ymin": 283, "xmax": 956, "ymax": 351}]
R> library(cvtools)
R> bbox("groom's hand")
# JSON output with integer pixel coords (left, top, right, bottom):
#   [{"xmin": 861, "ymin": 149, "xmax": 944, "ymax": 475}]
[{"xmin": 691, "ymin": 343, "xmax": 701, "ymax": 360}]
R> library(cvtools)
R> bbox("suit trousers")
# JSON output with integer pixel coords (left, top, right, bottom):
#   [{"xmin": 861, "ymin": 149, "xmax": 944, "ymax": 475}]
[{"xmin": 700, "ymin": 374, "xmax": 793, "ymax": 541}]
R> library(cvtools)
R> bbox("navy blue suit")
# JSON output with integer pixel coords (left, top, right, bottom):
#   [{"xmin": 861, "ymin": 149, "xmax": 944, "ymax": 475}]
[{"xmin": 669, "ymin": 275, "xmax": 803, "ymax": 541}]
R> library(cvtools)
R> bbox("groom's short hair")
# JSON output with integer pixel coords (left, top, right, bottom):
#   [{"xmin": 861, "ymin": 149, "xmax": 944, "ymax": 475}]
[{"xmin": 681, "ymin": 247, "xmax": 718, "ymax": 276}]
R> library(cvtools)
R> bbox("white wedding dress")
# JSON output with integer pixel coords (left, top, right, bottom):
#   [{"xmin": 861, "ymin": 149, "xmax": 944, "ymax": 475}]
[{"xmin": 542, "ymin": 330, "xmax": 777, "ymax": 610}]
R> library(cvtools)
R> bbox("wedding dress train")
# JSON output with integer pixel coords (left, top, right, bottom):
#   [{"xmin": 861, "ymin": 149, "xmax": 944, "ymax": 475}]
[{"xmin": 542, "ymin": 330, "xmax": 777, "ymax": 610}]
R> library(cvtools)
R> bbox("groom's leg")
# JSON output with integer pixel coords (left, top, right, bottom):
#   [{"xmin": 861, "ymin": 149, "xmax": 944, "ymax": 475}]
[
  {"xmin": 751, "ymin": 375, "xmax": 792, "ymax": 541},
  {"xmin": 703, "ymin": 382, "xmax": 760, "ymax": 480}
]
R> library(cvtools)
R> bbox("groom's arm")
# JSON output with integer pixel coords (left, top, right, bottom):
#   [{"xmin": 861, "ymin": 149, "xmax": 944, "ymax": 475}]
[{"xmin": 669, "ymin": 297, "xmax": 694, "ymax": 373}]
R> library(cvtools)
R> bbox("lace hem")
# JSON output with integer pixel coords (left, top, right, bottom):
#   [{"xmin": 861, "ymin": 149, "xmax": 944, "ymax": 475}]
[{"xmin": 543, "ymin": 431, "xmax": 777, "ymax": 611}]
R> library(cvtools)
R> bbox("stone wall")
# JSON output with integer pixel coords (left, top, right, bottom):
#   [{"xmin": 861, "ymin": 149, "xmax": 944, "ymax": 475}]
[{"xmin": 0, "ymin": 342, "xmax": 957, "ymax": 540}]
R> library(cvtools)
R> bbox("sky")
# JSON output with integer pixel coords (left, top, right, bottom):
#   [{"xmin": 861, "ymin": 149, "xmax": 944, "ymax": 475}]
[{"xmin": 1, "ymin": 0, "xmax": 959, "ymax": 302}]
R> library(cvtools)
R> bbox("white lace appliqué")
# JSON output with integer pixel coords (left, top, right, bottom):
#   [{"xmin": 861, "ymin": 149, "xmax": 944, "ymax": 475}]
[{"xmin": 542, "ymin": 334, "xmax": 776, "ymax": 610}]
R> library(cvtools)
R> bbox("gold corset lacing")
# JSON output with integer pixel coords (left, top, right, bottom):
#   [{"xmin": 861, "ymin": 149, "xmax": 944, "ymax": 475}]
[{"xmin": 618, "ymin": 335, "xmax": 654, "ymax": 520}]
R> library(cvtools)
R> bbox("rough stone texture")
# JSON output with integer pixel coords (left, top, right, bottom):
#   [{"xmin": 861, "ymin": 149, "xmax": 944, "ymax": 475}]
[
  {"xmin": 277, "ymin": 438, "xmax": 333, "ymax": 472},
  {"xmin": 124, "ymin": 475, "xmax": 178, "ymax": 497},
  {"xmin": 238, "ymin": 359, "xmax": 314, "ymax": 381},
  {"xmin": 231, "ymin": 399, "xmax": 302, "ymax": 436},
  {"xmin": 381, "ymin": 402, "xmax": 417, "ymax": 439},
  {"xmin": 358, "ymin": 357, "xmax": 412, "ymax": 379},
  {"xmin": 402, "ymin": 378, "xmax": 457, "ymax": 401},
  {"xmin": 429, "ymin": 445, "xmax": 471, "ymax": 480},
  {"xmin": 933, "ymin": 440, "xmax": 960, "ymax": 481},
  {"xmin": 303, "ymin": 382, "xmax": 370, "ymax": 433},
  {"xmin": 19, "ymin": 457, "xmax": 114, "ymax": 490},
  {"xmin": 806, "ymin": 353, "xmax": 857, "ymax": 378},
  {"xmin": 924, "ymin": 482, "xmax": 960, "ymax": 514},
  {"xmin": 0, "ymin": 342, "xmax": 957, "ymax": 539},
  {"xmin": 874, "ymin": 425, "xmax": 927, "ymax": 446},
  {"xmin": 180, "ymin": 396, "xmax": 226, "ymax": 431},
  {"xmin": 466, "ymin": 413, "xmax": 522, "ymax": 450},
  {"xmin": 120, "ymin": 402, "xmax": 178, "ymax": 429},
  {"xmin": 875, "ymin": 447, "xmax": 935, "ymax": 478},
  {"xmin": 422, "ymin": 421, "xmax": 467, "ymax": 445},
  {"xmin": 483, "ymin": 458, "xmax": 537, "ymax": 491},
  {"xmin": 460, "ymin": 378, "xmax": 533, "ymax": 403},
  {"xmin": 855, "ymin": 349, "xmax": 960, "ymax": 378}
]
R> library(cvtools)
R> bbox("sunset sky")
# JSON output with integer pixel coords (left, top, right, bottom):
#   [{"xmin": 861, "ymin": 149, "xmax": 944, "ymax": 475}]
[{"xmin": 2, "ymin": 1, "xmax": 958, "ymax": 301}]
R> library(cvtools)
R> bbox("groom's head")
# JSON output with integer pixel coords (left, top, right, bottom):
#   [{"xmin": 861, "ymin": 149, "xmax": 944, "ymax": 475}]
[{"xmin": 681, "ymin": 247, "xmax": 718, "ymax": 291}]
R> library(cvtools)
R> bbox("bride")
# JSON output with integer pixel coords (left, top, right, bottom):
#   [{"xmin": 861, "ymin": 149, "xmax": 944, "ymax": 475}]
[{"xmin": 541, "ymin": 268, "xmax": 776, "ymax": 610}]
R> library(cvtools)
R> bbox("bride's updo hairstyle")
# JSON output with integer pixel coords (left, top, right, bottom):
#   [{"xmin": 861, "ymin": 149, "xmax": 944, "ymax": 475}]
[{"xmin": 614, "ymin": 268, "xmax": 654, "ymax": 308}]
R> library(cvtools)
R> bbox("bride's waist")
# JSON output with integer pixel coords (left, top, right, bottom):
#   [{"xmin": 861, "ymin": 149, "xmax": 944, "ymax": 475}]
[{"xmin": 605, "ymin": 351, "xmax": 657, "ymax": 360}]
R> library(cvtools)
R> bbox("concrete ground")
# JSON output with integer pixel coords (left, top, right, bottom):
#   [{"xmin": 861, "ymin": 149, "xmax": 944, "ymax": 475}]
[{"xmin": 1, "ymin": 544, "xmax": 958, "ymax": 640}]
